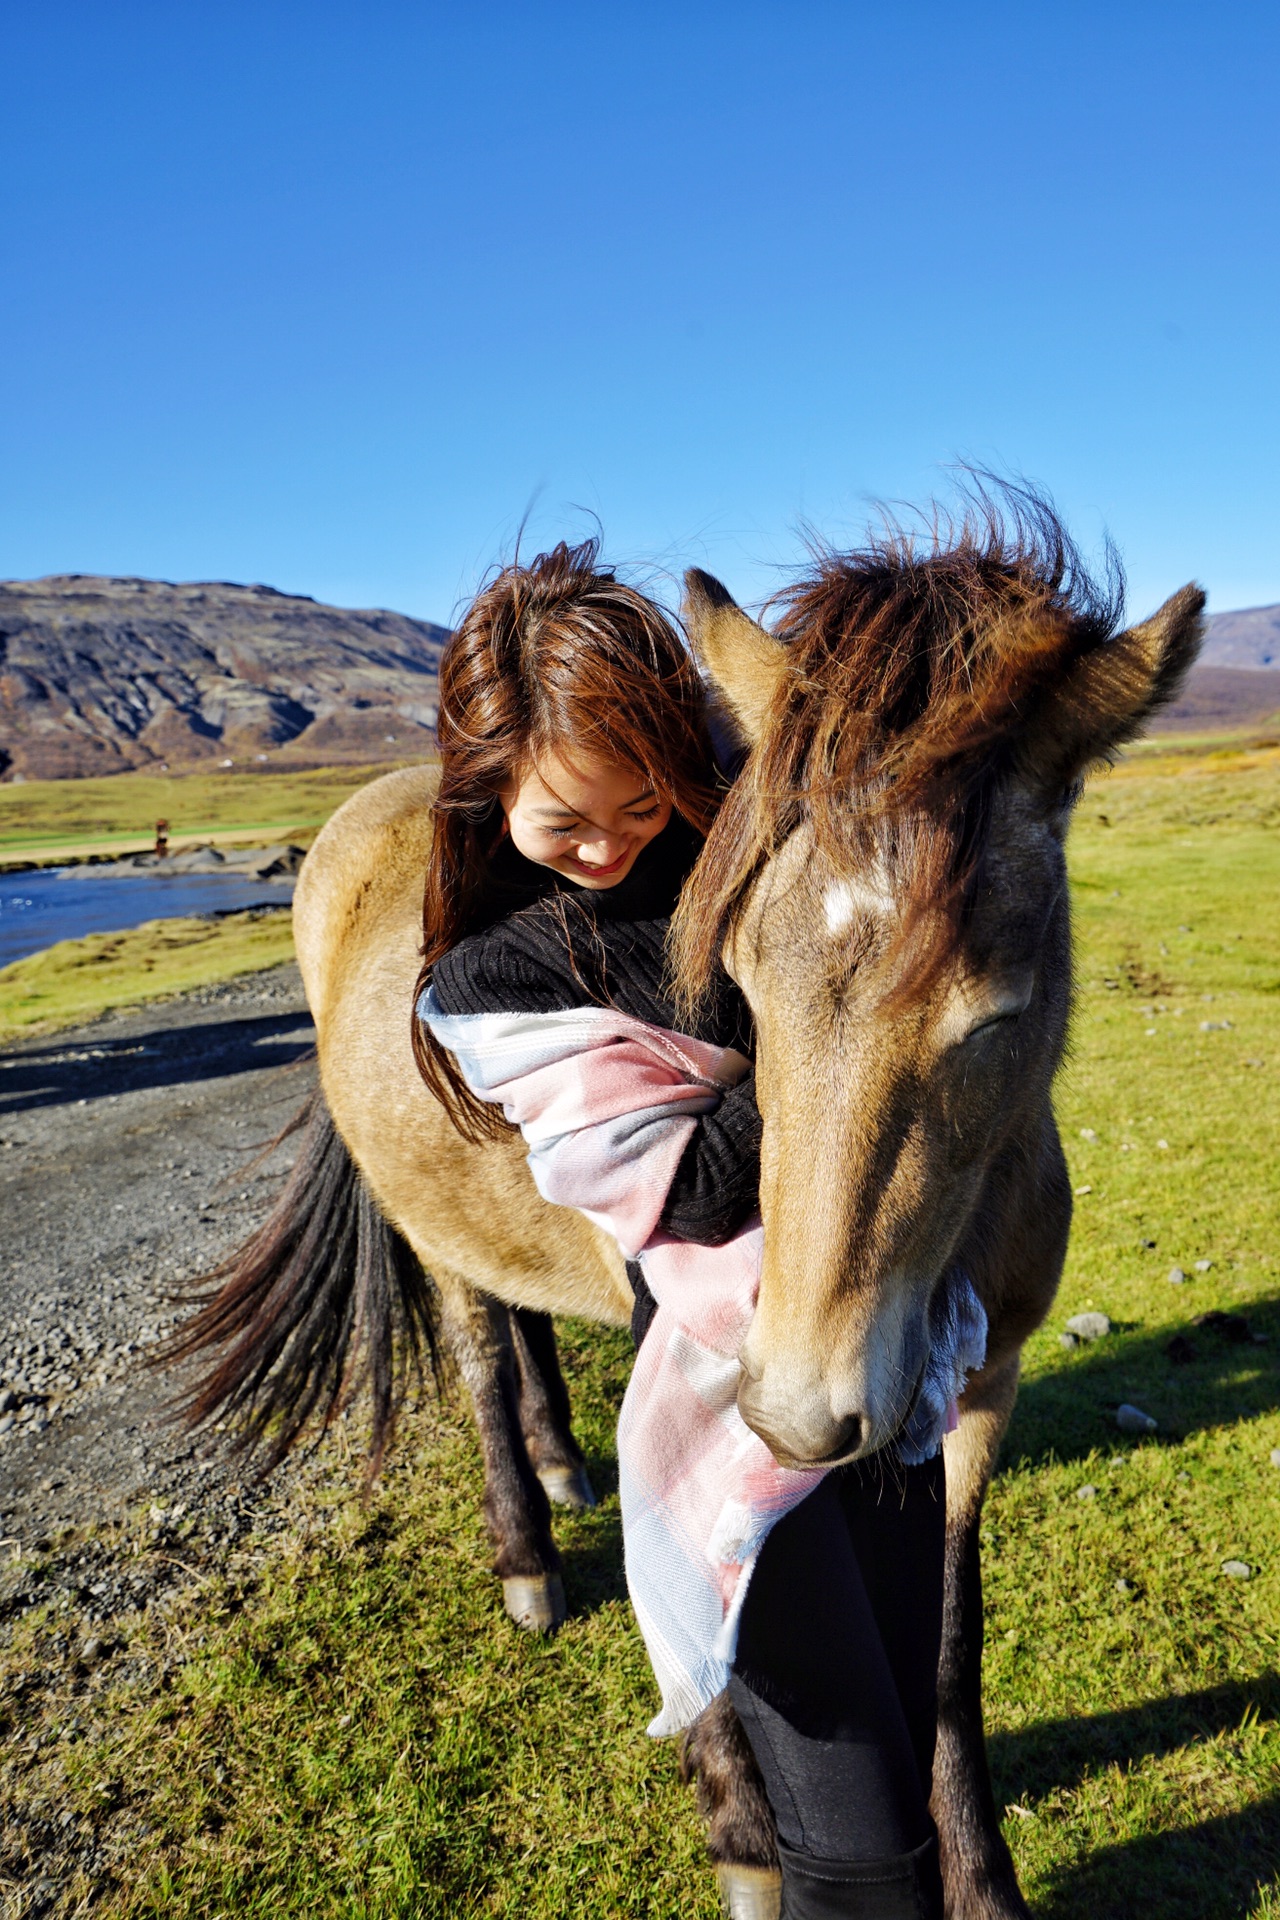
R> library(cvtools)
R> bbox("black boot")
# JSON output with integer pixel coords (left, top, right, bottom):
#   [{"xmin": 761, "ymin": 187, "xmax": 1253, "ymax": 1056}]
[{"xmin": 777, "ymin": 1833, "xmax": 944, "ymax": 1920}]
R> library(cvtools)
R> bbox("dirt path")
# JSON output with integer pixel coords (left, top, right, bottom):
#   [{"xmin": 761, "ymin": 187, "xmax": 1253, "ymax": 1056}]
[{"xmin": 0, "ymin": 966, "xmax": 314, "ymax": 1551}]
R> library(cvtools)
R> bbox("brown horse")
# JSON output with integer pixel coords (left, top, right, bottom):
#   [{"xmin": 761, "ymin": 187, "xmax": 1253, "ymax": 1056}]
[{"xmin": 175, "ymin": 493, "xmax": 1203, "ymax": 1920}]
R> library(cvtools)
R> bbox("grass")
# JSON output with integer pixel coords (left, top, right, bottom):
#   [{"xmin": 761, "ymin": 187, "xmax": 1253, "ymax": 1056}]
[
  {"xmin": 2, "ymin": 743, "xmax": 1278, "ymax": 1916},
  {"xmin": 0, "ymin": 909, "xmax": 296, "ymax": 1042},
  {"xmin": 0, "ymin": 763, "xmax": 416, "ymax": 866}
]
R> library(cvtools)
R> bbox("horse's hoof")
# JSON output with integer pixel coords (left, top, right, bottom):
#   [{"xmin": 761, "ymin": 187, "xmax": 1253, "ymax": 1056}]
[
  {"xmin": 716, "ymin": 1864, "xmax": 782, "ymax": 1920},
  {"xmin": 538, "ymin": 1463, "xmax": 597, "ymax": 1509},
  {"xmin": 502, "ymin": 1573, "xmax": 566, "ymax": 1632}
]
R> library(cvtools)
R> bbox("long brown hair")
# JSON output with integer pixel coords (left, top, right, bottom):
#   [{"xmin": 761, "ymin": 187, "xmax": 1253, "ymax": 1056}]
[{"xmin": 413, "ymin": 536, "xmax": 720, "ymax": 1142}]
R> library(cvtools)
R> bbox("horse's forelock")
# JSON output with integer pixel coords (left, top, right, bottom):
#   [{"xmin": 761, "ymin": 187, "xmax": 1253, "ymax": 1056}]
[{"xmin": 671, "ymin": 482, "xmax": 1118, "ymax": 1017}]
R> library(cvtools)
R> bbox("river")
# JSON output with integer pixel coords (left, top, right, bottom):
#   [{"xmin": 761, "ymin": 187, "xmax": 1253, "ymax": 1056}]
[{"xmin": 0, "ymin": 866, "xmax": 295, "ymax": 970}]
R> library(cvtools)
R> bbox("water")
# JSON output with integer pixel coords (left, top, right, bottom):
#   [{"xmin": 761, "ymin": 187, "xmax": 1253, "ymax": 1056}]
[{"xmin": 0, "ymin": 866, "xmax": 295, "ymax": 970}]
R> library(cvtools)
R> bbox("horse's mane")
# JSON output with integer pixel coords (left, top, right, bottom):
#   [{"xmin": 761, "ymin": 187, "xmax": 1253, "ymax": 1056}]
[{"xmin": 670, "ymin": 478, "xmax": 1124, "ymax": 1013}]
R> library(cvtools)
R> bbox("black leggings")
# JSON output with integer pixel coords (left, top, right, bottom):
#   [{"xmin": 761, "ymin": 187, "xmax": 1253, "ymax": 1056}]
[{"xmin": 729, "ymin": 1452, "xmax": 947, "ymax": 1863}]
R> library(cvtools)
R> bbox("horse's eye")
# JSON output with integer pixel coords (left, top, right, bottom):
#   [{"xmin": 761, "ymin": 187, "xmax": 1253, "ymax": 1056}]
[{"xmin": 964, "ymin": 1010, "xmax": 1021, "ymax": 1043}]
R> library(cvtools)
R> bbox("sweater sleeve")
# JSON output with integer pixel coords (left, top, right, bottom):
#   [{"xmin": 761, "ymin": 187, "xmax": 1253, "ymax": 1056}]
[{"xmin": 659, "ymin": 1070, "xmax": 761, "ymax": 1246}]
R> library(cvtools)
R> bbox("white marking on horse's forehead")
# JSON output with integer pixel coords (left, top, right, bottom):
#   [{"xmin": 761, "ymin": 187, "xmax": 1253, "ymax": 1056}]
[{"xmin": 823, "ymin": 872, "xmax": 897, "ymax": 936}]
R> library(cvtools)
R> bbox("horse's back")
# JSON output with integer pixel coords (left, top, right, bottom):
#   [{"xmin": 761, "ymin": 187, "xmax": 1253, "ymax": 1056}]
[
  {"xmin": 293, "ymin": 763, "xmax": 438, "ymax": 1025},
  {"xmin": 292, "ymin": 763, "xmax": 632, "ymax": 1328}
]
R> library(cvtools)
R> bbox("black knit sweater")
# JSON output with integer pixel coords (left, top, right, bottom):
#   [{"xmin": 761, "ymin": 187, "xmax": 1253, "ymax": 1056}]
[{"xmin": 429, "ymin": 817, "xmax": 762, "ymax": 1248}]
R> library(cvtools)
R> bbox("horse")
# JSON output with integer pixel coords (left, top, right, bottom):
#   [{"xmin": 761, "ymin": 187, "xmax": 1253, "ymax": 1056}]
[{"xmin": 172, "ymin": 489, "xmax": 1203, "ymax": 1920}]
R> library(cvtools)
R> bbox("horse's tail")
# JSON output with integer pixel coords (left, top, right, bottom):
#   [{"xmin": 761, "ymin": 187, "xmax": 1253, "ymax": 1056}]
[{"xmin": 162, "ymin": 1087, "xmax": 438, "ymax": 1479}]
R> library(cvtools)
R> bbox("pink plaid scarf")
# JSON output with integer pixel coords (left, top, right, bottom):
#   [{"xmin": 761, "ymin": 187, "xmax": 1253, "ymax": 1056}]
[{"xmin": 420, "ymin": 990, "xmax": 986, "ymax": 1733}]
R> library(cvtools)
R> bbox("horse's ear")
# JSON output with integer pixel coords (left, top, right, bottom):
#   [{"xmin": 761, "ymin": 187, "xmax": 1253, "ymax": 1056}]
[
  {"xmin": 682, "ymin": 568, "xmax": 787, "ymax": 746},
  {"xmin": 1031, "ymin": 582, "xmax": 1206, "ymax": 791}
]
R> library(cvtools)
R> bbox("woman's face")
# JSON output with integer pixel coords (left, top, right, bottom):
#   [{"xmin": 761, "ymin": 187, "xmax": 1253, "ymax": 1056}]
[{"xmin": 500, "ymin": 748, "xmax": 672, "ymax": 889}]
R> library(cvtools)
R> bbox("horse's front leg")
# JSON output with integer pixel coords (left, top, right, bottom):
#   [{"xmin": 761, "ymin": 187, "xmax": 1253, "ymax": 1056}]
[
  {"xmin": 933, "ymin": 1353, "xmax": 1029, "ymax": 1920},
  {"xmin": 509, "ymin": 1307, "xmax": 597, "ymax": 1512},
  {"xmin": 436, "ymin": 1276, "xmax": 566, "ymax": 1632},
  {"xmin": 682, "ymin": 1692, "xmax": 782, "ymax": 1919}
]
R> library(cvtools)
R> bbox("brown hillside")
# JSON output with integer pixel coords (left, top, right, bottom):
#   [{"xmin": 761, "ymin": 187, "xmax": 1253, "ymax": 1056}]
[
  {"xmin": 0, "ymin": 576, "xmax": 448, "ymax": 782},
  {"xmin": 1146, "ymin": 664, "xmax": 1280, "ymax": 735}
]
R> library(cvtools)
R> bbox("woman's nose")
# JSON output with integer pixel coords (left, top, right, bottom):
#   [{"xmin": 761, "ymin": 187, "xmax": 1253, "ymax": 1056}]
[{"xmin": 576, "ymin": 827, "xmax": 624, "ymax": 864}]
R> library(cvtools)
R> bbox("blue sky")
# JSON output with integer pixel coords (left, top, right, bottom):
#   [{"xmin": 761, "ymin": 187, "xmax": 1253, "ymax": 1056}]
[{"xmin": 2, "ymin": 2, "xmax": 1277, "ymax": 627}]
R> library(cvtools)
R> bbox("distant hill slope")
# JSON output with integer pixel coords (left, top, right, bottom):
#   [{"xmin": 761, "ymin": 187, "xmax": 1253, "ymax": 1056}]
[
  {"xmin": 1200, "ymin": 602, "xmax": 1280, "ymax": 670},
  {"xmin": 1148, "ymin": 666, "xmax": 1280, "ymax": 735},
  {"xmin": 1144, "ymin": 602, "xmax": 1280, "ymax": 736},
  {"xmin": 0, "ymin": 576, "xmax": 448, "ymax": 781}
]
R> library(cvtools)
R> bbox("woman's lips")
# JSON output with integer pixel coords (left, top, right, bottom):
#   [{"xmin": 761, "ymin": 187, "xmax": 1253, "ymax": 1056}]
[{"xmin": 566, "ymin": 846, "xmax": 632, "ymax": 877}]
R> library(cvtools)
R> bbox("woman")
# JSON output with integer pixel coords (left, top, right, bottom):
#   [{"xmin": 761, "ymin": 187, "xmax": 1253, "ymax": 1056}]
[{"xmin": 414, "ymin": 536, "xmax": 955, "ymax": 1920}]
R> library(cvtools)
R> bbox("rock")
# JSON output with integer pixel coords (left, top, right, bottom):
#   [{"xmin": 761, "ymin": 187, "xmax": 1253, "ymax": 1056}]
[
  {"xmin": 1115, "ymin": 1578, "xmax": 1134, "ymax": 1593},
  {"xmin": 1194, "ymin": 1259, "xmax": 1212, "ymax": 1272},
  {"xmin": 1199, "ymin": 1019, "xmax": 1233, "ymax": 1032},
  {"xmin": 1066, "ymin": 1312, "xmax": 1111, "ymax": 1342},
  {"xmin": 1270, "ymin": 1449, "xmax": 1280, "ymax": 1469},
  {"xmin": 1059, "ymin": 1332, "xmax": 1079, "ymax": 1350},
  {"xmin": 1116, "ymin": 1404, "xmax": 1158, "ymax": 1434},
  {"xmin": 1165, "ymin": 1334, "xmax": 1197, "ymax": 1365},
  {"xmin": 79, "ymin": 1636, "xmax": 106, "ymax": 1668},
  {"xmin": 0, "ymin": 1388, "xmax": 14, "ymax": 1414},
  {"xmin": 1141, "ymin": 1238, "xmax": 1157, "ymax": 1251},
  {"xmin": 1076, "ymin": 1484, "xmax": 1097, "ymax": 1501},
  {"xmin": 1221, "ymin": 1560, "xmax": 1252, "ymax": 1580},
  {"xmin": 1079, "ymin": 1128, "xmax": 1098, "ymax": 1143},
  {"xmin": 1168, "ymin": 1266, "xmax": 1187, "ymax": 1285}
]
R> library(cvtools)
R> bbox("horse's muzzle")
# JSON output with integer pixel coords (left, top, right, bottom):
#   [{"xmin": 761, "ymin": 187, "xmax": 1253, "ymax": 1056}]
[{"xmin": 736, "ymin": 1376, "xmax": 864, "ymax": 1470}]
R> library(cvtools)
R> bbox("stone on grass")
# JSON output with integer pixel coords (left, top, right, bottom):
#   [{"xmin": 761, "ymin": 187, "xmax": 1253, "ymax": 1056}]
[
  {"xmin": 1221, "ymin": 1560, "xmax": 1252, "ymax": 1580},
  {"xmin": 1168, "ymin": 1266, "xmax": 1187, "ymax": 1285},
  {"xmin": 1270, "ymin": 1449, "xmax": 1280, "ymax": 1470},
  {"xmin": 1076, "ymin": 1484, "xmax": 1097, "ymax": 1501},
  {"xmin": 1060, "ymin": 1332, "xmax": 1079, "ymax": 1351},
  {"xmin": 1116, "ymin": 1403, "xmax": 1158, "ymax": 1434},
  {"xmin": 1194, "ymin": 1259, "xmax": 1212, "ymax": 1272},
  {"xmin": 1115, "ymin": 1578, "xmax": 1134, "ymax": 1594},
  {"xmin": 1066, "ymin": 1311, "xmax": 1112, "ymax": 1342},
  {"xmin": 1079, "ymin": 1128, "xmax": 1098, "ymax": 1142}
]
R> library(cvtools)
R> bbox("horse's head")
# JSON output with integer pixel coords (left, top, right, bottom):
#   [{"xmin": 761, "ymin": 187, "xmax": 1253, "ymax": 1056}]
[{"xmin": 676, "ymin": 494, "xmax": 1203, "ymax": 1468}]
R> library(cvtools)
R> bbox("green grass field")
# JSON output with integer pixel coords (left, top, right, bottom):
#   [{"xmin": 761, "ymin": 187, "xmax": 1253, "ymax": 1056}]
[
  {"xmin": 0, "ymin": 763, "xmax": 412, "ymax": 865},
  {"xmin": 0, "ymin": 910, "xmax": 296, "ymax": 1043},
  {"xmin": 3, "ymin": 745, "xmax": 1277, "ymax": 1917}
]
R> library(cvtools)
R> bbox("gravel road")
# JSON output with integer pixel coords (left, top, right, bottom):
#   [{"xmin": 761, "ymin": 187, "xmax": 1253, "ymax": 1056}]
[{"xmin": 0, "ymin": 964, "xmax": 315, "ymax": 1551}]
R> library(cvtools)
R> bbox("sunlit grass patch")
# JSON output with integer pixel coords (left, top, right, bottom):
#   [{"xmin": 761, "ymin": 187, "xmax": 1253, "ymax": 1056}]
[
  {"xmin": 0, "ymin": 908, "xmax": 295, "ymax": 1040},
  {"xmin": 0, "ymin": 744, "xmax": 1276, "ymax": 1917},
  {"xmin": 0, "ymin": 761, "xmax": 429, "ymax": 866}
]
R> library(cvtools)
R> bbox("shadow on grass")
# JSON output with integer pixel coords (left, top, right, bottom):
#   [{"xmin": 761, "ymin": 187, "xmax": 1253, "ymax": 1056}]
[
  {"xmin": 1004, "ymin": 1294, "xmax": 1280, "ymax": 1469},
  {"xmin": 1030, "ymin": 1794, "xmax": 1280, "ymax": 1920},
  {"xmin": 991, "ymin": 1672, "xmax": 1280, "ymax": 1803},
  {"xmin": 560, "ymin": 1460, "xmax": 627, "ymax": 1618}
]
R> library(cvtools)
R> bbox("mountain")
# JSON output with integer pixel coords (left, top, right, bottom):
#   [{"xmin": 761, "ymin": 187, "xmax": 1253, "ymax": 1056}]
[
  {"xmin": 1148, "ymin": 666, "xmax": 1280, "ymax": 735},
  {"xmin": 1199, "ymin": 603, "xmax": 1280, "ymax": 671},
  {"xmin": 0, "ymin": 575, "xmax": 448, "ymax": 782},
  {"xmin": 1143, "ymin": 602, "xmax": 1280, "ymax": 736}
]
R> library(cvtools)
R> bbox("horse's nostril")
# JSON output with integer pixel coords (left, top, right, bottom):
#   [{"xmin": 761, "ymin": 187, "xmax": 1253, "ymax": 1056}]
[{"xmin": 737, "ymin": 1377, "xmax": 865, "ymax": 1468}]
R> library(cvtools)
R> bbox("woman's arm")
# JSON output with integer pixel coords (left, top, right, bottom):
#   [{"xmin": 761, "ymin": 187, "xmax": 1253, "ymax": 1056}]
[{"xmin": 660, "ymin": 1071, "xmax": 761, "ymax": 1245}]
